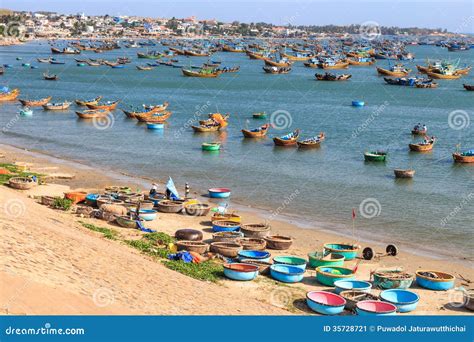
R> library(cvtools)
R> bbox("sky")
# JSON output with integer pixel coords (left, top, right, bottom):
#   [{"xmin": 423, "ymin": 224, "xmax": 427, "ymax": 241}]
[{"xmin": 3, "ymin": 0, "xmax": 474, "ymax": 33}]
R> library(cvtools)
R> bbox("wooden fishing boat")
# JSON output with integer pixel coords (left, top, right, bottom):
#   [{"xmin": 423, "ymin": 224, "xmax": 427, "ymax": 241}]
[
  {"xmin": 192, "ymin": 124, "xmax": 221, "ymax": 132},
  {"xmin": 456, "ymin": 66, "xmax": 471, "ymax": 75},
  {"xmin": 182, "ymin": 68, "xmax": 219, "ymax": 78},
  {"xmin": 43, "ymin": 72, "xmax": 58, "ymax": 80},
  {"xmin": 377, "ymin": 66, "xmax": 410, "ymax": 77},
  {"xmin": 184, "ymin": 50, "xmax": 210, "ymax": 57},
  {"xmin": 415, "ymin": 82, "xmax": 438, "ymax": 88},
  {"xmin": 75, "ymin": 96, "xmax": 102, "ymax": 106},
  {"xmin": 42, "ymin": 101, "xmax": 71, "ymax": 110},
  {"xmin": 273, "ymin": 129, "xmax": 300, "ymax": 146},
  {"xmin": 364, "ymin": 151, "xmax": 387, "ymax": 162},
  {"xmin": 264, "ymin": 58, "xmax": 291, "ymax": 67},
  {"xmin": 86, "ymin": 100, "xmax": 119, "ymax": 111},
  {"xmin": 241, "ymin": 124, "xmax": 270, "ymax": 138},
  {"xmin": 264, "ymin": 235, "xmax": 293, "ymax": 250},
  {"xmin": 315, "ymin": 73, "xmax": 351, "ymax": 81},
  {"xmin": 51, "ymin": 47, "xmax": 62, "ymax": 54},
  {"xmin": 199, "ymin": 113, "xmax": 229, "ymax": 125},
  {"xmin": 281, "ymin": 52, "xmax": 313, "ymax": 61},
  {"xmin": 426, "ymin": 71, "xmax": 461, "ymax": 79},
  {"xmin": 347, "ymin": 58, "xmax": 375, "ymax": 66},
  {"xmin": 411, "ymin": 127, "xmax": 427, "ymax": 135},
  {"xmin": 168, "ymin": 47, "xmax": 185, "ymax": 55},
  {"xmin": 246, "ymin": 51, "xmax": 266, "ymax": 60},
  {"xmin": 136, "ymin": 110, "xmax": 172, "ymax": 123},
  {"xmin": 0, "ymin": 89, "xmax": 20, "ymax": 102},
  {"xmin": 263, "ymin": 66, "xmax": 291, "ymax": 74},
  {"xmin": 8, "ymin": 177, "xmax": 37, "ymax": 190},
  {"xmin": 37, "ymin": 57, "xmax": 52, "ymax": 63},
  {"xmin": 318, "ymin": 61, "xmax": 349, "ymax": 69},
  {"xmin": 136, "ymin": 65, "xmax": 153, "ymax": 70},
  {"xmin": 416, "ymin": 65, "xmax": 430, "ymax": 74},
  {"xmin": 409, "ymin": 138, "xmax": 436, "ymax": 152},
  {"xmin": 452, "ymin": 151, "xmax": 474, "ymax": 163},
  {"xmin": 303, "ymin": 60, "xmax": 318, "ymax": 68},
  {"xmin": 297, "ymin": 132, "xmax": 325, "ymax": 148},
  {"xmin": 463, "ymin": 84, "xmax": 474, "ymax": 91},
  {"xmin": 394, "ymin": 169, "xmax": 415, "ymax": 178},
  {"xmin": 222, "ymin": 45, "xmax": 244, "ymax": 53},
  {"xmin": 75, "ymin": 109, "xmax": 110, "ymax": 119},
  {"xmin": 19, "ymin": 96, "xmax": 52, "ymax": 107}
]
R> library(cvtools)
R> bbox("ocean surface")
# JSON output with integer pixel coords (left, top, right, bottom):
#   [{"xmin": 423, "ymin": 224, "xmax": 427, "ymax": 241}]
[{"xmin": 0, "ymin": 41, "xmax": 473, "ymax": 261}]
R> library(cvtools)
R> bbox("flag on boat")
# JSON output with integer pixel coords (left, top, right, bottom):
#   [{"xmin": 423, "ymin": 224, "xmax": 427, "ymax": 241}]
[
  {"xmin": 166, "ymin": 177, "xmax": 180, "ymax": 200},
  {"xmin": 352, "ymin": 208, "xmax": 356, "ymax": 220}
]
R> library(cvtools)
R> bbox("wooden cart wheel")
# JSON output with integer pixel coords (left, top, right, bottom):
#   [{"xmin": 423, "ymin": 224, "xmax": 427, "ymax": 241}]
[
  {"xmin": 362, "ymin": 247, "xmax": 374, "ymax": 260},
  {"xmin": 386, "ymin": 244, "xmax": 398, "ymax": 256}
]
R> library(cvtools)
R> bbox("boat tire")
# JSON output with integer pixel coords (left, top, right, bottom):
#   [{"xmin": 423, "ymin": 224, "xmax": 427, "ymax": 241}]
[
  {"xmin": 362, "ymin": 247, "xmax": 374, "ymax": 260},
  {"xmin": 386, "ymin": 244, "xmax": 398, "ymax": 256}
]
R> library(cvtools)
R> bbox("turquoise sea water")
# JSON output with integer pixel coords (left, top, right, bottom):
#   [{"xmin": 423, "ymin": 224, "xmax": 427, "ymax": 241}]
[{"xmin": 0, "ymin": 41, "xmax": 473, "ymax": 261}]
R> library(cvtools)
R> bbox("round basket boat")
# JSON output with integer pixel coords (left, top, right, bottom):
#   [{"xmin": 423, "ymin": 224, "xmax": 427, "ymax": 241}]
[
  {"xmin": 208, "ymin": 187, "xmax": 231, "ymax": 198},
  {"xmin": 65, "ymin": 191, "xmax": 87, "ymax": 204},
  {"xmin": 339, "ymin": 290, "xmax": 379, "ymax": 311},
  {"xmin": 129, "ymin": 209, "xmax": 157, "ymax": 221},
  {"xmin": 41, "ymin": 195, "xmax": 57, "ymax": 207},
  {"xmin": 223, "ymin": 263, "xmax": 259, "ymax": 281},
  {"xmin": 175, "ymin": 229, "xmax": 203, "ymax": 241},
  {"xmin": 239, "ymin": 259, "xmax": 272, "ymax": 274},
  {"xmin": 264, "ymin": 235, "xmax": 293, "ymax": 250},
  {"xmin": 380, "ymin": 289, "xmax": 419, "ymax": 313},
  {"xmin": 323, "ymin": 243, "xmax": 360, "ymax": 261},
  {"xmin": 334, "ymin": 280, "xmax": 372, "ymax": 294},
  {"xmin": 212, "ymin": 231, "xmax": 244, "ymax": 243},
  {"xmin": 308, "ymin": 252, "xmax": 345, "ymax": 268},
  {"xmin": 128, "ymin": 200, "xmax": 154, "ymax": 210},
  {"xmin": 212, "ymin": 220, "xmax": 241, "ymax": 233},
  {"xmin": 356, "ymin": 300, "xmax": 397, "ymax": 316},
  {"xmin": 270, "ymin": 264, "xmax": 304, "ymax": 283},
  {"xmin": 464, "ymin": 291, "xmax": 474, "ymax": 311},
  {"xmin": 415, "ymin": 270, "xmax": 455, "ymax": 291},
  {"xmin": 85, "ymin": 193, "xmax": 100, "ymax": 207},
  {"xmin": 273, "ymin": 255, "xmax": 307, "ymax": 271},
  {"xmin": 240, "ymin": 223, "xmax": 271, "ymax": 238},
  {"xmin": 238, "ymin": 238, "xmax": 266, "ymax": 250},
  {"xmin": 8, "ymin": 177, "xmax": 37, "ymax": 190},
  {"xmin": 156, "ymin": 200, "xmax": 184, "ymax": 213},
  {"xmin": 238, "ymin": 250, "xmax": 271, "ymax": 262},
  {"xmin": 176, "ymin": 241, "xmax": 209, "ymax": 254},
  {"xmin": 372, "ymin": 270, "xmax": 414, "ymax": 289},
  {"xmin": 184, "ymin": 203, "xmax": 211, "ymax": 216},
  {"xmin": 316, "ymin": 266, "xmax": 355, "ymax": 286},
  {"xmin": 115, "ymin": 215, "xmax": 143, "ymax": 229},
  {"xmin": 210, "ymin": 242, "xmax": 243, "ymax": 258},
  {"xmin": 306, "ymin": 291, "xmax": 346, "ymax": 315},
  {"xmin": 97, "ymin": 198, "xmax": 124, "ymax": 208}
]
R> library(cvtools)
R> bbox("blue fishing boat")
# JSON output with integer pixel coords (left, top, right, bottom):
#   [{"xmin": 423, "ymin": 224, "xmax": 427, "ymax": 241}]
[
  {"xmin": 316, "ymin": 266, "xmax": 355, "ymax": 286},
  {"xmin": 380, "ymin": 289, "xmax": 419, "ymax": 313},
  {"xmin": 223, "ymin": 263, "xmax": 259, "ymax": 281},
  {"xmin": 3, "ymin": 64, "xmax": 13, "ymax": 68},
  {"xmin": 208, "ymin": 187, "xmax": 231, "ymax": 198},
  {"xmin": 50, "ymin": 60, "xmax": 65, "ymax": 65},
  {"xmin": 270, "ymin": 264, "xmax": 304, "ymax": 283},
  {"xmin": 356, "ymin": 300, "xmax": 397, "ymax": 315},
  {"xmin": 237, "ymin": 250, "xmax": 271, "ymax": 262},
  {"xmin": 323, "ymin": 243, "xmax": 359, "ymax": 260},
  {"xmin": 21, "ymin": 63, "xmax": 30, "ymax": 67},
  {"xmin": 306, "ymin": 291, "xmax": 346, "ymax": 315},
  {"xmin": 19, "ymin": 107, "xmax": 33, "ymax": 116},
  {"xmin": 334, "ymin": 280, "xmax": 372, "ymax": 294},
  {"xmin": 212, "ymin": 220, "xmax": 240, "ymax": 233},
  {"xmin": 85, "ymin": 193, "xmax": 100, "ymax": 207},
  {"xmin": 416, "ymin": 270, "xmax": 455, "ymax": 290},
  {"xmin": 112, "ymin": 64, "xmax": 125, "ymax": 69},
  {"xmin": 30, "ymin": 65, "xmax": 38, "ymax": 69},
  {"xmin": 352, "ymin": 100, "xmax": 365, "ymax": 107},
  {"xmin": 272, "ymin": 255, "xmax": 307, "ymax": 271},
  {"xmin": 146, "ymin": 122, "xmax": 164, "ymax": 130}
]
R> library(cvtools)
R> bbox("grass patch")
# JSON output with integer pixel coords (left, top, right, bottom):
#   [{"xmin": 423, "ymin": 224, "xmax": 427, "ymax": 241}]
[
  {"xmin": 143, "ymin": 232, "xmax": 175, "ymax": 245},
  {"xmin": 52, "ymin": 197, "xmax": 73, "ymax": 211},
  {"xmin": 0, "ymin": 163, "xmax": 43, "ymax": 185},
  {"xmin": 79, "ymin": 221, "xmax": 118, "ymax": 240},
  {"xmin": 124, "ymin": 239, "xmax": 169, "ymax": 258},
  {"xmin": 162, "ymin": 260, "xmax": 224, "ymax": 282}
]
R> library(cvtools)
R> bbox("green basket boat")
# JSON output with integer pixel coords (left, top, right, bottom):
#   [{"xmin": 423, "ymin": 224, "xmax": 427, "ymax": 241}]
[
  {"xmin": 323, "ymin": 243, "xmax": 360, "ymax": 261},
  {"xmin": 308, "ymin": 252, "xmax": 345, "ymax": 268},
  {"xmin": 364, "ymin": 151, "xmax": 387, "ymax": 162},
  {"xmin": 316, "ymin": 266, "xmax": 355, "ymax": 286},
  {"xmin": 202, "ymin": 142, "xmax": 221, "ymax": 151},
  {"xmin": 252, "ymin": 112, "xmax": 267, "ymax": 119}
]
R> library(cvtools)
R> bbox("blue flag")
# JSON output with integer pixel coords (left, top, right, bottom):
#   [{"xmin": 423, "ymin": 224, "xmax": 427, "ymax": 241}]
[{"xmin": 166, "ymin": 177, "xmax": 180, "ymax": 200}]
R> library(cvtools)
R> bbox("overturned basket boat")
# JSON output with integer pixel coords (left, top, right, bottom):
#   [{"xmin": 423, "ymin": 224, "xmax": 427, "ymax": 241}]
[
  {"xmin": 265, "ymin": 235, "xmax": 293, "ymax": 250},
  {"xmin": 210, "ymin": 242, "xmax": 243, "ymax": 257},
  {"xmin": 175, "ymin": 229, "xmax": 203, "ymax": 241},
  {"xmin": 212, "ymin": 231, "xmax": 244, "ymax": 243},
  {"xmin": 240, "ymin": 223, "xmax": 271, "ymax": 238},
  {"xmin": 184, "ymin": 203, "xmax": 211, "ymax": 216},
  {"xmin": 8, "ymin": 177, "xmax": 37, "ymax": 190},
  {"xmin": 176, "ymin": 240, "xmax": 209, "ymax": 254},
  {"xmin": 156, "ymin": 200, "xmax": 184, "ymax": 213},
  {"xmin": 394, "ymin": 169, "xmax": 415, "ymax": 178},
  {"xmin": 238, "ymin": 238, "xmax": 267, "ymax": 250}
]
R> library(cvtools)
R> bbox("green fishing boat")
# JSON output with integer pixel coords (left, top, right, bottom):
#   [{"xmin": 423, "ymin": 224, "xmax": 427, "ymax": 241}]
[
  {"xmin": 202, "ymin": 142, "xmax": 221, "ymax": 151},
  {"xmin": 253, "ymin": 112, "xmax": 267, "ymax": 119},
  {"xmin": 364, "ymin": 151, "xmax": 387, "ymax": 162}
]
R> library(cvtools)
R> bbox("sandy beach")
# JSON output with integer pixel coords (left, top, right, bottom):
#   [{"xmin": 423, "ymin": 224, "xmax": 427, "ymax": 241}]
[{"xmin": 0, "ymin": 143, "xmax": 472, "ymax": 315}]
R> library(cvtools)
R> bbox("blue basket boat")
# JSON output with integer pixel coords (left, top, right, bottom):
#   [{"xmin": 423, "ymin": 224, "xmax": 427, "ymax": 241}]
[
  {"xmin": 130, "ymin": 209, "xmax": 157, "ymax": 221},
  {"xmin": 273, "ymin": 255, "xmax": 307, "ymax": 271},
  {"xmin": 270, "ymin": 264, "xmax": 304, "ymax": 283},
  {"xmin": 85, "ymin": 193, "xmax": 100, "ymax": 207},
  {"xmin": 306, "ymin": 291, "xmax": 346, "ymax": 315},
  {"xmin": 352, "ymin": 100, "xmax": 365, "ymax": 107},
  {"xmin": 380, "ymin": 289, "xmax": 419, "ymax": 313},
  {"xmin": 356, "ymin": 300, "xmax": 397, "ymax": 316},
  {"xmin": 238, "ymin": 250, "xmax": 271, "ymax": 262},
  {"xmin": 316, "ymin": 266, "xmax": 355, "ymax": 286},
  {"xmin": 416, "ymin": 270, "xmax": 455, "ymax": 291},
  {"xmin": 323, "ymin": 243, "xmax": 359, "ymax": 260},
  {"xmin": 208, "ymin": 187, "xmax": 231, "ymax": 198},
  {"xmin": 334, "ymin": 280, "xmax": 372, "ymax": 294},
  {"xmin": 212, "ymin": 220, "xmax": 240, "ymax": 233},
  {"xmin": 223, "ymin": 263, "xmax": 259, "ymax": 281},
  {"xmin": 146, "ymin": 122, "xmax": 164, "ymax": 130}
]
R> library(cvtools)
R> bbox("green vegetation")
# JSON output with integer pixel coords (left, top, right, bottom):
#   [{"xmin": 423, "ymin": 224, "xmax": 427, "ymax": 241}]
[
  {"xmin": 0, "ymin": 163, "xmax": 42, "ymax": 185},
  {"xmin": 124, "ymin": 239, "xmax": 169, "ymax": 259},
  {"xmin": 162, "ymin": 260, "xmax": 224, "ymax": 282},
  {"xmin": 79, "ymin": 221, "xmax": 118, "ymax": 240},
  {"xmin": 52, "ymin": 197, "xmax": 73, "ymax": 211},
  {"xmin": 143, "ymin": 232, "xmax": 175, "ymax": 246}
]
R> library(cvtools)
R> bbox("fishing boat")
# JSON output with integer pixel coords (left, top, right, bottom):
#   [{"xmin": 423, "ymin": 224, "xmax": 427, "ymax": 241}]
[
  {"xmin": 270, "ymin": 264, "xmax": 304, "ymax": 283},
  {"xmin": 306, "ymin": 291, "xmax": 347, "ymax": 315},
  {"xmin": 273, "ymin": 129, "xmax": 300, "ymax": 146},
  {"xmin": 315, "ymin": 73, "xmax": 351, "ymax": 81},
  {"xmin": 223, "ymin": 263, "xmax": 259, "ymax": 281},
  {"xmin": 202, "ymin": 142, "xmax": 221, "ymax": 151},
  {"xmin": 411, "ymin": 126, "xmax": 427, "ymax": 135},
  {"xmin": 75, "ymin": 96, "xmax": 102, "ymax": 106},
  {"xmin": 347, "ymin": 57, "xmax": 375, "ymax": 66},
  {"xmin": 377, "ymin": 64, "xmax": 411, "ymax": 76},
  {"xmin": 19, "ymin": 107, "xmax": 33, "ymax": 116},
  {"xmin": 37, "ymin": 57, "xmax": 52, "ymax": 63},
  {"xmin": 208, "ymin": 188, "xmax": 231, "ymax": 198},
  {"xmin": 318, "ymin": 60, "xmax": 349, "ymax": 69},
  {"xmin": 264, "ymin": 58, "xmax": 291, "ymax": 67},
  {"xmin": 281, "ymin": 52, "xmax": 314, "ymax": 61},
  {"xmin": 356, "ymin": 300, "xmax": 397, "ymax": 316},
  {"xmin": 43, "ymin": 72, "xmax": 58, "ymax": 80},
  {"xmin": 18, "ymin": 96, "xmax": 52, "ymax": 107},
  {"xmin": 246, "ymin": 51, "xmax": 267, "ymax": 60},
  {"xmin": 263, "ymin": 66, "xmax": 291, "ymax": 74},
  {"xmin": 394, "ymin": 169, "xmax": 415, "ymax": 178},
  {"xmin": 86, "ymin": 100, "xmax": 119, "ymax": 111},
  {"xmin": 253, "ymin": 112, "xmax": 267, "ymax": 119},
  {"xmin": 297, "ymin": 132, "xmax": 325, "ymax": 148},
  {"xmin": 42, "ymin": 101, "xmax": 71, "ymax": 110},
  {"xmin": 415, "ymin": 270, "xmax": 455, "ymax": 291},
  {"xmin": 49, "ymin": 59, "xmax": 65, "ymax": 65},
  {"xmin": 379, "ymin": 289, "xmax": 419, "ymax": 313},
  {"xmin": 316, "ymin": 266, "xmax": 355, "ymax": 286},
  {"xmin": 415, "ymin": 82, "xmax": 438, "ymax": 88},
  {"xmin": 452, "ymin": 150, "xmax": 474, "ymax": 163},
  {"xmin": 184, "ymin": 49, "xmax": 210, "ymax": 57},
  {"xmin": 352, "ymin": 100, "xmax": 365, "ymax": 107},
  {"xmin": 241, "ymin": 124, "xmax": 270, "ymax": 138},
  {"xmin": 182, "ymin": 68, "xmax": 219, "ymax": 78},
  {"xmin": 364, "ymin": 151, "xmax": 387, "ymax": 162},
  {"xmin": 463, "ymin": 84, "xmax": 474, "ymax": 91},
  {"xmin": 384, "ymin": 77, "xmax": 433, "ymax": 87},
  {"xmin": 75, "ymin": 109, "xmax": 109, "ymax": 119},
  {"xmin": 222, "ymin": 45, "xmax": 245, "ymax": 53},
  {"xmin": 409, "ymin": 137, "xmax": 436, "ymax": 152},
  {"xmin": 0, "ymin": 88, "xmax": 20, "ymax": 102},
  {"xmin": 146, "ymin": 122, "xmax": 165, "ymax": 130},
  {"xmin": 136, "ymin": 110, "xmax": 172, "ymax": 123},
  {"xmin": 426, "ymin": 71, "xmax": 461, "ymax": 79},
  {"xmin": 136, "ymin": 65, "xmax": 153, "ymax": 71}
]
